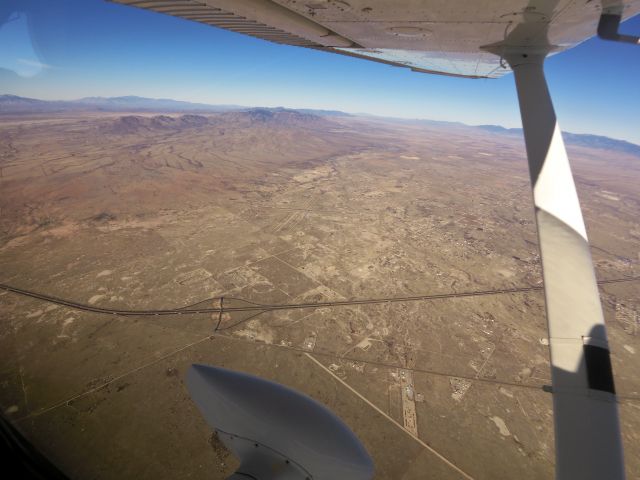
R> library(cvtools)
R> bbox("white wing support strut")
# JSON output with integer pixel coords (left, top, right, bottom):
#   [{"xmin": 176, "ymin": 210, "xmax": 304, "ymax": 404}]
[{"xmin": 505, "ymin": 51, "xmax": 625, "ymax": 480}]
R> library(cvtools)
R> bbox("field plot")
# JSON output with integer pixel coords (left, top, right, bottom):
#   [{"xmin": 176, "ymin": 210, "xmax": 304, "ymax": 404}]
[{"xmin": 1, "ymin": 110, "xmax": 639, "ymax": 479}]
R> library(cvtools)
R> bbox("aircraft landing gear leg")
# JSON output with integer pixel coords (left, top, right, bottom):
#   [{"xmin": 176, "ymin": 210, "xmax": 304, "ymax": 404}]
[{"xmin": 505, "ymin": 51, "xmax": 625, "ymax": 480}]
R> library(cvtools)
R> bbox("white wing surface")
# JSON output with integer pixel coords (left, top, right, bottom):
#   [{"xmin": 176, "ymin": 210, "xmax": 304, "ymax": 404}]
[{"xmin": 110, "ymin": 0, "xmax": 640, "ymax": 78}]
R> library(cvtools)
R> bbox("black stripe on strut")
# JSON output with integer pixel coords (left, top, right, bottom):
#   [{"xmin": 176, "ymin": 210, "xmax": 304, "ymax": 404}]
[{"xmin": 583, "ymin": 345, "xmax": 616, "ymax": 394}]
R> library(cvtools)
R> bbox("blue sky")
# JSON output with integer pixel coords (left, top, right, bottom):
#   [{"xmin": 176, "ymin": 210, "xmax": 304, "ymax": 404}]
[{"xmin": 1, "ymin": 0, "xmax": 639, "ymax": 143}]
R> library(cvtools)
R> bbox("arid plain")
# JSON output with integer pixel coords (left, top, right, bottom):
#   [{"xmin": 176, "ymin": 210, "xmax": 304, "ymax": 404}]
[{"xmin": 1, "ymin": 110, "xmax": 639, "ymax": 479}]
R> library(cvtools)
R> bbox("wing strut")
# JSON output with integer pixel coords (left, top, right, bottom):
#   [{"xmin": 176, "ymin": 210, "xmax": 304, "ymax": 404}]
[{"xmin": 505, "ymin": 51, "xmax": 625, "ymax": 480}]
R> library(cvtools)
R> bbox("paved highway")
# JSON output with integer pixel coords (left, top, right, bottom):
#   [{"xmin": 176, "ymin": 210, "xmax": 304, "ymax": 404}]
[{"xmin": 1, "ymin": 276, "xmax": 637, "ymax": 318}]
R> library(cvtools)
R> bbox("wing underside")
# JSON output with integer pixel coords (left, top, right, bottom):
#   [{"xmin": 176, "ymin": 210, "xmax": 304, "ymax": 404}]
[{"xmin": 111, "ymin": 0, "xmax": 640, "ymax": 78}]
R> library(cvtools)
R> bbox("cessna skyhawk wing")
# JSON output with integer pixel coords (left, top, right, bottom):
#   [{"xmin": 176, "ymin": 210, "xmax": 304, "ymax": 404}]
[
  {"xmin": 110, "ymin": 1, "xmax": 639, "ymax": 479},
  {"xmin": 110, "ymin": 0, "xmax": 639, "ymax": 78}
]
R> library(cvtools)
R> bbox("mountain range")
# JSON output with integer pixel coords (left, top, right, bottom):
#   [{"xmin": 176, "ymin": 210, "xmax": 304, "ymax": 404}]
[
  {"xmin": 1, "ymin": 94, "xmax": 638, "ymax": 157},
  {"xmin": 0, "ymin": 94, "xmax": 244, "ymax": 113},
  {"xmin": 475, "ymin": 124, "xmax": 640, "ymax": 158}
]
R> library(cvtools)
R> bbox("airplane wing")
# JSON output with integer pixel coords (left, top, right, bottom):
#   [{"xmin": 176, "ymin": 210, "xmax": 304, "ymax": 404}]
[{"xmin": 110, "ymin": 0, "xmax": 640, "ymax": 78}]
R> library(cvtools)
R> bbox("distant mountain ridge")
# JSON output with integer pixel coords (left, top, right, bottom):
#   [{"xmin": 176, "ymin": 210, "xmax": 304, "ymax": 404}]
[
  {"xmin": 0, "ymin": 94, "xmax": 349, "ymax": 117},
  {"xmin": 2, "ymin": 94, "xmax": 638, "ymax": 157},
  {"xmin": 0, "ymin": 94, "xmax": 244, "ymax": 113},
  {"xmin": 476, "ymin": 124, "xmax": 640, "ymax": 157},
  {"xmin": 73, "ymin": 95, "xmax": 243, "ymax": 111}
]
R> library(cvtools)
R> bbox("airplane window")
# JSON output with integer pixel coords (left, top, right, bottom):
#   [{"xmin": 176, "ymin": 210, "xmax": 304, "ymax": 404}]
[{"xmin": 1, "ymin": 1, "xmax": 639, "ymax": 479}]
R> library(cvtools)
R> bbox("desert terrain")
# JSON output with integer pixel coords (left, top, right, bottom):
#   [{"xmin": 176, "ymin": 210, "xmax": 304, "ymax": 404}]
[{"xmin": 0, "ymin": 109, "xmax": 639, "ymax": 479}]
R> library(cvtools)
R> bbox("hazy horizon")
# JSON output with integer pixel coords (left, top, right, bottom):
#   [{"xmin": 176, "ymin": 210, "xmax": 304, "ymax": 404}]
[{"xmin": 5, "ymin": 91, "xmax": 640, "ymax": 147}]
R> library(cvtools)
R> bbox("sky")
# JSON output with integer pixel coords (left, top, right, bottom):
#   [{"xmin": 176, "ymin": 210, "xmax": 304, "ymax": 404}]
[{"xmin": 1, "ymin": 0, "xmax": 639, "ymax": 143}]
